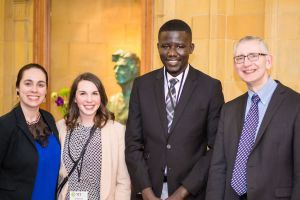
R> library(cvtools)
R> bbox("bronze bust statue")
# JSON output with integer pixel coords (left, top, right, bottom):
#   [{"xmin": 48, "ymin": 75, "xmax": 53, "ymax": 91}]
[{"xmin": 107, "ymin": 50, "xmax": 140, "ymax": 124}]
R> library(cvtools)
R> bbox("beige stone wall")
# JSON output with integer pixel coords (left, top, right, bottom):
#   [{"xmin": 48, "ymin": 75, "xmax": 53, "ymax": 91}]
[
  {"xmin": 268, "ymin": 0, "xmax": 300, "ymax": 93},
  {"xmin": 0, "ymin": 0, "xmax": 4, "ymax": 114},
  {"xmin": 0, "ymin": 0, "xmax": 33, "ymax": 115},
  {"xmin": 50, "ymin": 0, "xmax": 141, "ymax": 119},
  {"xmin": 153, "ymin": 0, "xmax": 300, "ymax": 101},
  {"xmin": 1, "ymin": 0, "xmax": 300, "ymax": 116}
]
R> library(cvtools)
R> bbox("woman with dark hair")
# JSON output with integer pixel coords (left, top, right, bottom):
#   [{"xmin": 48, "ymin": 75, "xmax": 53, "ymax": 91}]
[
  {"xmin": 57, "ymin": 72, "xmax": 130, "ymax": 200},
  {"xmin": 0, "ymin": 63, "xmax": 60, "ymax": 200}
]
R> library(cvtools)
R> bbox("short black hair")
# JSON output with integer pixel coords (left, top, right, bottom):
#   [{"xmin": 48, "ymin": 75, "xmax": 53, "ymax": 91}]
[{"xmin": 158, "ymin": 19, "xmax": 192, "ymax": 39}]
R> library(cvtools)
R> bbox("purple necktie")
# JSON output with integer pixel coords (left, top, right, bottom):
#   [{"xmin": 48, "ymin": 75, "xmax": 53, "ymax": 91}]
[{"xmin": 231, "ymin": 94, "xmax": 260, "ymax": 196}]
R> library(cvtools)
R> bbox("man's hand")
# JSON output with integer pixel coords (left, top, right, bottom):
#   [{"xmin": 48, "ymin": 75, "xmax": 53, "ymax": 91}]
[
  {"xmin": 166, "ymin": 186, "xmax": 189, "ymax": 200},
  {"xmin": 142, "ymin": 187, "xmax": 162, "ymax": 200}
]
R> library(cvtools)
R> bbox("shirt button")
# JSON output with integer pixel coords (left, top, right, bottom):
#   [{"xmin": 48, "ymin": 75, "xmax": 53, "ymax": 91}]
[{"xmin": 166, "ymin": 144, "xmax": 171, "ymax": 149}]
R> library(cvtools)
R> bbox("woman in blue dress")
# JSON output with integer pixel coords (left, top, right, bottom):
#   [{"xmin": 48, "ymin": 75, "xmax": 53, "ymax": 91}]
[{"xmin": 0, "ymin": 63, "xmax": 60, "ymax": 200}]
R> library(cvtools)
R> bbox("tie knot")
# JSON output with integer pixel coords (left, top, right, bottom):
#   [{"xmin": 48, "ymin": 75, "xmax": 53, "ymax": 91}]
[
  {"xmin": 169, "ymin": 78, "xmax": 178, "ymax": 87},
  {"xmin": 251, "ymin": 94, "xmax": 260, "ymax": 104}
]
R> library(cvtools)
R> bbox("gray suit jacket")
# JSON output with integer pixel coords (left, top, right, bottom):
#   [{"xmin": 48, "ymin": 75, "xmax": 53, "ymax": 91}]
[
  {"xmin": 125, "ymin": 66, "xmax": 224, "ymax": 199},
  {"xmin": 206, "ymin": 82, "xmax": 300, "ymax": 200}
]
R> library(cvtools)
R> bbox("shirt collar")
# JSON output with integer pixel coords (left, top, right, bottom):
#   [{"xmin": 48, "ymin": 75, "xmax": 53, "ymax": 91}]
[
  {"xmin": 247, "ymin": 77, "xmax": 278, "ymax": 105},
  {"xmin": 164, "ymin": 64, "xmax": 190, "ymax": 82}
]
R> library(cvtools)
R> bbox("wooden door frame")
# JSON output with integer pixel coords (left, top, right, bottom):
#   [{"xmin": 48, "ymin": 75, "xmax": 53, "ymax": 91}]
[
  {"xmin": 141, "ymin": 0, "xmax": 154, "ymax": 74},
  {"xmin": 33, "ymin": 0, "xmax": 51, "ymax": 110}
]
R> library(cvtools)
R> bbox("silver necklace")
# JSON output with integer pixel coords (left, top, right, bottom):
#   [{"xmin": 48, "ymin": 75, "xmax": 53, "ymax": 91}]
[{"xmin": 26, "ymin": 113, "xmax": 41, "ymax": 126}]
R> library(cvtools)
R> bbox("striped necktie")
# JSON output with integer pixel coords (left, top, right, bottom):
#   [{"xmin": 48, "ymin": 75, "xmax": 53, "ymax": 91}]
[{"xmin": 166, "ymin": 78, "xmax": 178, "ymax": 133}]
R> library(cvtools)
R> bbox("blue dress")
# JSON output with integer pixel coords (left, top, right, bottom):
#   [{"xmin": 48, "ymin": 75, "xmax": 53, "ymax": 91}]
[{"xmin": 31, "ymin": 134, "xmax": 61, "ymax": 200}]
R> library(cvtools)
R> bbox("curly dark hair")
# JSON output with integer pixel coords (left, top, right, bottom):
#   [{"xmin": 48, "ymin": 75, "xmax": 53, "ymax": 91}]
[{"xmin": 65, "ymin": 72, "xmax": 114, "ymax": 131}]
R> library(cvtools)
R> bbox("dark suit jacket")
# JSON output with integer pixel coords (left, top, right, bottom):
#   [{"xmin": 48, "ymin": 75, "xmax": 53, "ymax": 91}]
[
  {"xmin": 206, "ymin": 82, "xmax": 300, "ymax": 200},
  {"xmin": 0, "ymin": 105, "xmax": 60, "ymax": 200},
  {"xmin": 125, "ymin": 66, "xmax": 224, "ymax": 199}
]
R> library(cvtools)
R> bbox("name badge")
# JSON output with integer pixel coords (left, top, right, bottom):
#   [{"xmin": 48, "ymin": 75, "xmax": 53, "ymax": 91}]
[{"xmin": 70, "ymin": 191, "xmax": 88, "ymax": 200}]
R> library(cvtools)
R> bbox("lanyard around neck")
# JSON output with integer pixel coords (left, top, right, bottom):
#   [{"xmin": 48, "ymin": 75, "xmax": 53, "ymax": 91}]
[
  {"xmin": 67, "ymin": 124, "xmax": 97, "ymax": 182},
  {"xmin": 165, "ymin": 68, "xmax": 186, "ymax": 110}
]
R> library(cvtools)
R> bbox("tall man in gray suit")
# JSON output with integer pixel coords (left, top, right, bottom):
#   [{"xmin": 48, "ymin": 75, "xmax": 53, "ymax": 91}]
[
  {"xmin": 125, "ymin": 19, "xmax": 224, "ymax": 200},
  {"xmin": 206, "ymin": 35, "xmax": 300, "ymax": 200}
]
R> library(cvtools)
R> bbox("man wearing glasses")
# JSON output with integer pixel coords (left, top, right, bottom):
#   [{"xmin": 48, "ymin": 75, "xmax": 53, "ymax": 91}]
[{"xmin": 206, "ymin": 35, "xmax": 300, "ymax": 200}]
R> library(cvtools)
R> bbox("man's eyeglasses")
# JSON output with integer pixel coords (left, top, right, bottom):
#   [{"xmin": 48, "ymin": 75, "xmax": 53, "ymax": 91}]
[{"xmin": 234, "ymin": 53, "xmax": 267, "ymax": 64}]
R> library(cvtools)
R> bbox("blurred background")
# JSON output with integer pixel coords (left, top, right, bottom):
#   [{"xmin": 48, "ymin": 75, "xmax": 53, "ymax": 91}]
[{"xmin": 0, "ymin": 0, "xmax": 299, "ymax": 120}]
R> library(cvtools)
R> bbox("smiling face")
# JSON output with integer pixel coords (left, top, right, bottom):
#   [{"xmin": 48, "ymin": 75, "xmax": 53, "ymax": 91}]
[
  {"xmin": 157, "ymin": 31, "xmax": 194, "ymax": 76},
  {"xmin": 75, "ymin": 80, "xmax": 101, "ymax": 121},
  {"xmin": 17, "ymin": 68, "xmax": 47, "ymax": 110},
  {"xmin": 234, "ymin": 39, "xmax": 272, "ymax": 91}
]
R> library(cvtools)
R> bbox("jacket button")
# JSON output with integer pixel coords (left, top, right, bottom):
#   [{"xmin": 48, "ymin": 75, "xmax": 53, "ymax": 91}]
[{"xmin": 166, "ymin": 144, "xmax": 171, "ymax": 149}]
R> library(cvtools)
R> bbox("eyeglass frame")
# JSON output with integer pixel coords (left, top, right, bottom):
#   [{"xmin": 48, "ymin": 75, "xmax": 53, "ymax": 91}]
[{"xmin": 233, "ymin": 53, "xmax": 268, "ymax": 64}]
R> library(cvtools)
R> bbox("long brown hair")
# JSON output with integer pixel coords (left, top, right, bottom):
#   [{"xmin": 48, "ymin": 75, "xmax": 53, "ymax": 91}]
[{"xmin": 65, "ymin": 72, "xmax": 114, "ymax": 131}]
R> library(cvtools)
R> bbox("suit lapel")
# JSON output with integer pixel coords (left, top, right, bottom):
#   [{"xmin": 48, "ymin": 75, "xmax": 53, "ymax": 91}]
[
  {"xmin": 14, "ymin": 105, "xmax": 36, "ymax": 147},
  {"xmin": 230, "ymin": 93, "xmax": 248, "ymax": 164},
  {"xmin": 154, "ymin": 68, "xmax": 168, "ymax": 137},
  {"xmin": 168, "ymin": 67, "xmax": 197, "ymax": 134},
  {"xmin": 100, "ymin": 122, "xmax": 112, "ymax": 200},
  {"xmin": 252, "ymin": 83, "xmax": 286, "ymax": 150},
  {"xmin": 235, "ymin": 93, "xmax": 248, "ymax": 140}
]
